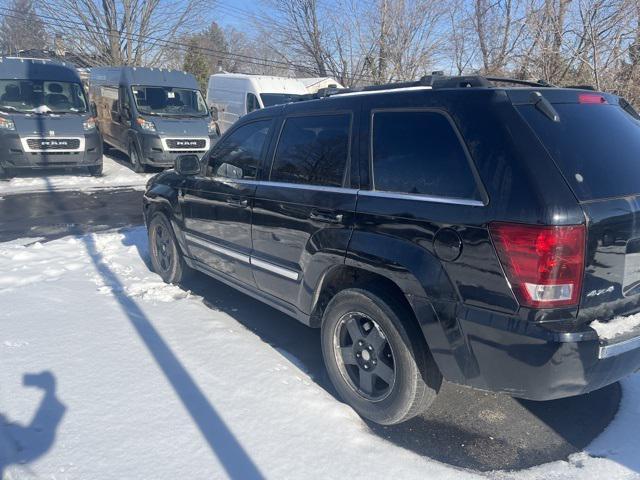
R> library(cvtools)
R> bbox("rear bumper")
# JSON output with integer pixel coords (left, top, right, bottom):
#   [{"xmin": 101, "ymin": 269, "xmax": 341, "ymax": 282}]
[
  {"xmin": 0, "ymin": 131, "xmax": 102, "ymax": 169},
  {"xmin": 416, "ymin": 299, "xmax": 640, "ymax": 400},
  {"xmin": 139, "ymin": 135, "xmax": 214, "ymax": 167}
]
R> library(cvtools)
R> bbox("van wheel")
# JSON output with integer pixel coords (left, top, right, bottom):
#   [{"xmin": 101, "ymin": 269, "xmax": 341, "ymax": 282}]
[
  {"xmin": 148, "ymin": 213, "xmax": 191, "ymax": 284},
  {"xmin": 88, "ymin": 164, "xmax": 103, "ymax": 176},
  {"xmin": 129, "ymin": 142, "xmax": 146, "ymax": 173},
  {"xmin": 0, "ymin": 163, "xmax": 10, "ymax": 179},
  {"xmin": 321, "ymin": 288, "xmax": 441, "ymax": 425}
]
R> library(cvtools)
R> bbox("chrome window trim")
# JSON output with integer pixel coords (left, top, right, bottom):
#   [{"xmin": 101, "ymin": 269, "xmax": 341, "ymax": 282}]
[
  {"xmin": 185, "ymin": 233, "xmax": 250, "ymax": 263},
  {"xmin": 209, "ymin": 178, "xmax": 358, "ymax": 195},
  {"xmin": 204, "ymin": 177, "xmax": 480, "ymax": 204},
  {"xmin": 250, "ymin": 257, "xmax": 299, "ymax": 281},
  {"xmin": 598, "ymin": 335, "xmax": 640, "ymax": 359},
  {"xmin": 359, "ymin": 190, "xmax": 485, "ymax": 207},
  {"xmin": 161, "ymin": 137, "xmax": 210, "ymax": 152},
  {"xmin": 20, "ymin": 136, "xmax": 85, "ymax": 153}
]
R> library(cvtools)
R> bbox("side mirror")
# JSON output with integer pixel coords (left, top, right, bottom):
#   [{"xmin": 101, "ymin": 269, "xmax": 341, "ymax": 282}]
[
  {"xmin": 175, "ymin": 154, "xmax": 201, "ymax": 176},
  {"xmin": 209, "ymin": 105, "xmax": 219, "ymax": 121},
  {"xmin": 216, "ymin": 162, "xmax": 243, "ymax": 179},
  {"xmin": 90, "ymin": 102, "xmax": 98, "ymax": 117},
  {"xmin": 122, "ymin": 105, "xmax": 131, "ymax": 120}
]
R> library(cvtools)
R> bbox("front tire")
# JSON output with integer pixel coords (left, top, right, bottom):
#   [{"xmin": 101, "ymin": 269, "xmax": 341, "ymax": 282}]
[
  {"xmin": 0, "ymin": 163, "xmax": 11, "ymax": 179},
  {"xmin": 148, "ymin": 213, "xmax": 191, "ymax": 284},
  {"xmin": 129, "ymin": 142, "xmax": 146, "ymax": 173},
  {"xmin": 321, "ymin": 288, "xmax": 441, "ymax": 425},
  {"xmin": 88, "ymin": 163, "xmax": 103, "ymax": 176}
]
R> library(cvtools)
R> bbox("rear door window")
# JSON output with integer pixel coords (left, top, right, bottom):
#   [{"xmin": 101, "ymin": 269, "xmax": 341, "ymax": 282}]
[
  {"xmin": 270, "ymin": 113, "xmax": 351, "ymax": 187},
  {"xmin": 518, "ymin": 102, "xmax": 640, "ymax": 201},
  {"xmin": 371, "ymin": 110, "xmax": 480, "ymax": 200}
]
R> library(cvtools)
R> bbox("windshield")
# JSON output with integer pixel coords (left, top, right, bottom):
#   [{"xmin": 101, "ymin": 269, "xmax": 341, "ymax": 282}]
[
  {"xmin": 260, "ymin": 93, "xmax": 303, "ymax": 107},
  {"xmin": 0, "ymin": 79, "xmax": 88, "ymax": 113},
  {"xmin": 132, "ymin": 85, "xmax": 208, "ymax": 117},
  {"xmin": 518, "ymin": 101, "xmax": 640, "ymax": 201}
]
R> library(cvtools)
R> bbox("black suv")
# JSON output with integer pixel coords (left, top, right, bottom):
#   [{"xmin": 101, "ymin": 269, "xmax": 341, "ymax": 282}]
[{"xmin": 143, "ymin": 75, "xmax": 640, "ymax": 425}]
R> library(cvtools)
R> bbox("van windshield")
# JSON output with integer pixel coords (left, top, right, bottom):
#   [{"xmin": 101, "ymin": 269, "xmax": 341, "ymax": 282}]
[
  {"xmin": 132, "ymin": 85, "xmax": 208, "ymax": 117},
  {"xmin": 260, "ymin": 93, "xmax": 303, "ymax": 107},
  {"xmin": 0, "ymin": 79, "xmax": 88, "ymax": 113}
]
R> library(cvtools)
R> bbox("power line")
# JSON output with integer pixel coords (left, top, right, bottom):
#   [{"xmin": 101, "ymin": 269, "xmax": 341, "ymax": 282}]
[
  {"xmin": 0, "ymin": 8, "xmax": 312, "ymax": 75},
  {"xmin": 0, "ymin": 5, "xmax": 375, "ymax": 82}
]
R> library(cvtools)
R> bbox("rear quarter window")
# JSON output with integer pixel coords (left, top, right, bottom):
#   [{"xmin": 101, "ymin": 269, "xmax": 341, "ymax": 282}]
[
  {"xmin": 371, "ymin": 110, "xmax": 481, "ymax": 200},
  {"xmin": 518, "ymin": 102, "xmax": 640, "ymax": 201}
]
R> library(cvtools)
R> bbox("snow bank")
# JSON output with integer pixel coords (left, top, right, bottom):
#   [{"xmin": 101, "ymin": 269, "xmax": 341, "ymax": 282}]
[
  {"xmin": 0, "ymin": 155, "xmax": 153, "ymax": 195},
  {"xmin": 591, "ymin": 313, "xmax": 640, "ymax": 341},
  {"xmin": 1, "ymin": 228, "xmax": 639, "ymax": 479}
]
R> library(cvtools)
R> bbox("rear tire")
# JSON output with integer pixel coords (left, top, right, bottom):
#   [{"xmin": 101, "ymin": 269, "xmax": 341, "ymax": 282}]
[
  {"xmin": 321, "ymin": 288, "xmax": 441, "ymax": 425},
  {"xmin": 129, "ymin": 142, "xmax": 146, "ymax": 173},
  {"xmin": 88, "ymin": 164, "xmax": 103, "ymax": 176},
  {"xmin": 148, "ymin": 213, "xmax": 191, "ymax": 284}
]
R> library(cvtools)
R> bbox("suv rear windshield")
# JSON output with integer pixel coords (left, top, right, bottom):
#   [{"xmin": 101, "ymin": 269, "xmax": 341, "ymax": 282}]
[{"xmin": 518, "ymin": 101, "xmax": 640, "ymax": 201}]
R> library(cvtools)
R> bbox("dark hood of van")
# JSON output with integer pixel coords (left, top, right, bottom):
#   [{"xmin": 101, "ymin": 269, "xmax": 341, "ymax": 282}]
[
  {"xmin": 144, "ymin": 116, "xmax": 210, "ymax": 137},
  {"xmin": 11, "ymin": 114, "xmax": 90, "ymax": 136}
]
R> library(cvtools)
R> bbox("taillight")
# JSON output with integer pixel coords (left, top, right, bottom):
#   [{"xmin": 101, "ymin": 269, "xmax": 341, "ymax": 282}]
[
  {"xmin": 489, "ymin": 223, "xmax": 585, "ymax": 308},
  {"xmin": 578, "ymin": 93, "xmax": 607, "ymax": 104}
]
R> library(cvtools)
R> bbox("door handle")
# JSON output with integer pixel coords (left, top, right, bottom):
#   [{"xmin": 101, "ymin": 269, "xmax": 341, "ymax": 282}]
[
  {"xmin": 310, "ymin": 210, "xmax": 343, "ymax": 224},
  {"xmin": 226, "ymin": 197, "xmax": 248, "ymax": 208}
]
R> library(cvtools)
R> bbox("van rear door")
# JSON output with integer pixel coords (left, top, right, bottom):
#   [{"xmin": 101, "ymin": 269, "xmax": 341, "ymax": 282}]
[{"xmin": 514, "ymin": 90, "xmax": 640, "ymax": 325}]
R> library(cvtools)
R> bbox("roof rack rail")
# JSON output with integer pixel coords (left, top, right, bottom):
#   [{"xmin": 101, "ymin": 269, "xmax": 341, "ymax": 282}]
[
  {"xmin": 291, "ymin": 74, "xmax": 557, "ymax": 103},
  {"xmin": 564, "ymin": 84, "xmax": 595, "ymax": 91},
  {"xmin": 485, "ymin": 77, "xmax": 553, "ymax": 87}
]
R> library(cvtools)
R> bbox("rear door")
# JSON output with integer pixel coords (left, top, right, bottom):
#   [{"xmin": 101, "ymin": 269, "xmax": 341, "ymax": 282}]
[
  {"xmin": 250, "ymin": 102, "xmax": 359, "ymax": 305},
  {"xmin": 515, "ymin": 91, "xmax": 640, "ymax": 323},
  {"xmin": 181, "ymin": 118, "xmax": 273, "ymax": 286}
]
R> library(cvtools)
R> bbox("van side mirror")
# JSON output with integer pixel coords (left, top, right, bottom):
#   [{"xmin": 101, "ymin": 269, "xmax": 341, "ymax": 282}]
[
  {"xmin": 90, "ymin": 102, "xmax": 97, "ymax": 117},
  {"xmin": 122, "ymin": 105, "xmax": 131, "ymax": 120},
  {"xmin": 175, "ymin": 154, "xmax": 201, "ymax": 176},
  {"xmin": 209, "ymin": 105, "xmax": 218, "ymax": 121}
]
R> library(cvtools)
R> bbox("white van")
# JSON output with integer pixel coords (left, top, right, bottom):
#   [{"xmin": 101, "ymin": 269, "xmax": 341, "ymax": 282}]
[{"xmin": 206, "ymin": 73, "xmax": 308, "ymax": 133}]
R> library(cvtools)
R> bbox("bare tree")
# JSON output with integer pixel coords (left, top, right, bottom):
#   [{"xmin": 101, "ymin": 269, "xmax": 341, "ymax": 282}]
[
  {"xmin": 0, "ymin": 0, "xmax": 48, "ymax": 55},
  {"xmin": 473, "ymin": 0, "xmax": 529, "ymax": 75},
  {"xmin": 40, "ymin": 0, "xmax": 208, "ymax": 67}
]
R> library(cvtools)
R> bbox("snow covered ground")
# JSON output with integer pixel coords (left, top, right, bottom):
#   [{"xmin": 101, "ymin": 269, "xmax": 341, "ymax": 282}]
[
  {"xmin": 1, "ymin": 228, "xmax": 639, "ymax": 479},
  {"xmin": 0, "ymin": 156, "xmax": 153, "ymax": 196}
]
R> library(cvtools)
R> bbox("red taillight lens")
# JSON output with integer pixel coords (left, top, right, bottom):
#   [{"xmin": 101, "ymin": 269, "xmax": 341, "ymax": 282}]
[
  {"xmin": 578, "ymin": 93, "xmax": 607, "ymax": 104},
  {"xmin": 489, "ymin": 223, "xmax": 585, "ymax": 308}
]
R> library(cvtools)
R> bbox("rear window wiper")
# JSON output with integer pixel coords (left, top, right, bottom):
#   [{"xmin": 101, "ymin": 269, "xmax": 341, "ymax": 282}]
[
  {"xmin": 619, "ymin": 98, "xmax": 640, "ymax": 120},
  {"xmin": 530, "ymin": 91, "xmax": 560, "ymax": 122}
]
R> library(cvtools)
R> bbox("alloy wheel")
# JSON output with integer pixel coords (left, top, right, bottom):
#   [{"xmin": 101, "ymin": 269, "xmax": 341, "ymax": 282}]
[
  {"xmin": 152, "ymin": 223, "xmax": 173, "ymax": 273},
  {"xmin": 333, "ymin": 312, "xmax": 397, "ymax": 402}
]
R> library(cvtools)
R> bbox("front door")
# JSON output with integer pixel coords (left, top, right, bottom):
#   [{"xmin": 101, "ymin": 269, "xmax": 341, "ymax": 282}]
[
  {"xmin": 109, "ymin": 86, "xmax": 130, "ymax": 150},
  {"xmin": 251, "ymin": 106, "xmax": 359, "ymax": 305},
  {"xmin": 180, "ymin": 118, "xmax": 273, "ymax": 286}
]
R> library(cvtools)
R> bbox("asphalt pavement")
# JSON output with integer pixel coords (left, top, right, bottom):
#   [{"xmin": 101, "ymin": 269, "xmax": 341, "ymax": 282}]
[{"xmin": 0, "ymin": 185, "xmax": 621, "ymax": 472}]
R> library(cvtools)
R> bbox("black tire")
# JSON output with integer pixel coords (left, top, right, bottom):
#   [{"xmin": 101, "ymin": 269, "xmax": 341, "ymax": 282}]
[
  {"xmin": 0, "ymin": 163, "xmax": 7, "ymax": 179},
  {"xmin": 129, "ymin": 142, "xmax": 146, "ymax": 173},
  {"xmin": 88, "ymin": 163, "xmax": 103, "ymax": 176},
  {"xmin": 321, "ymin": 288, "xmax": 442, "ymax": 425},
  {"xmin": 148, "ymin": 213, "xmax": 191, "ymax": 284}
]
